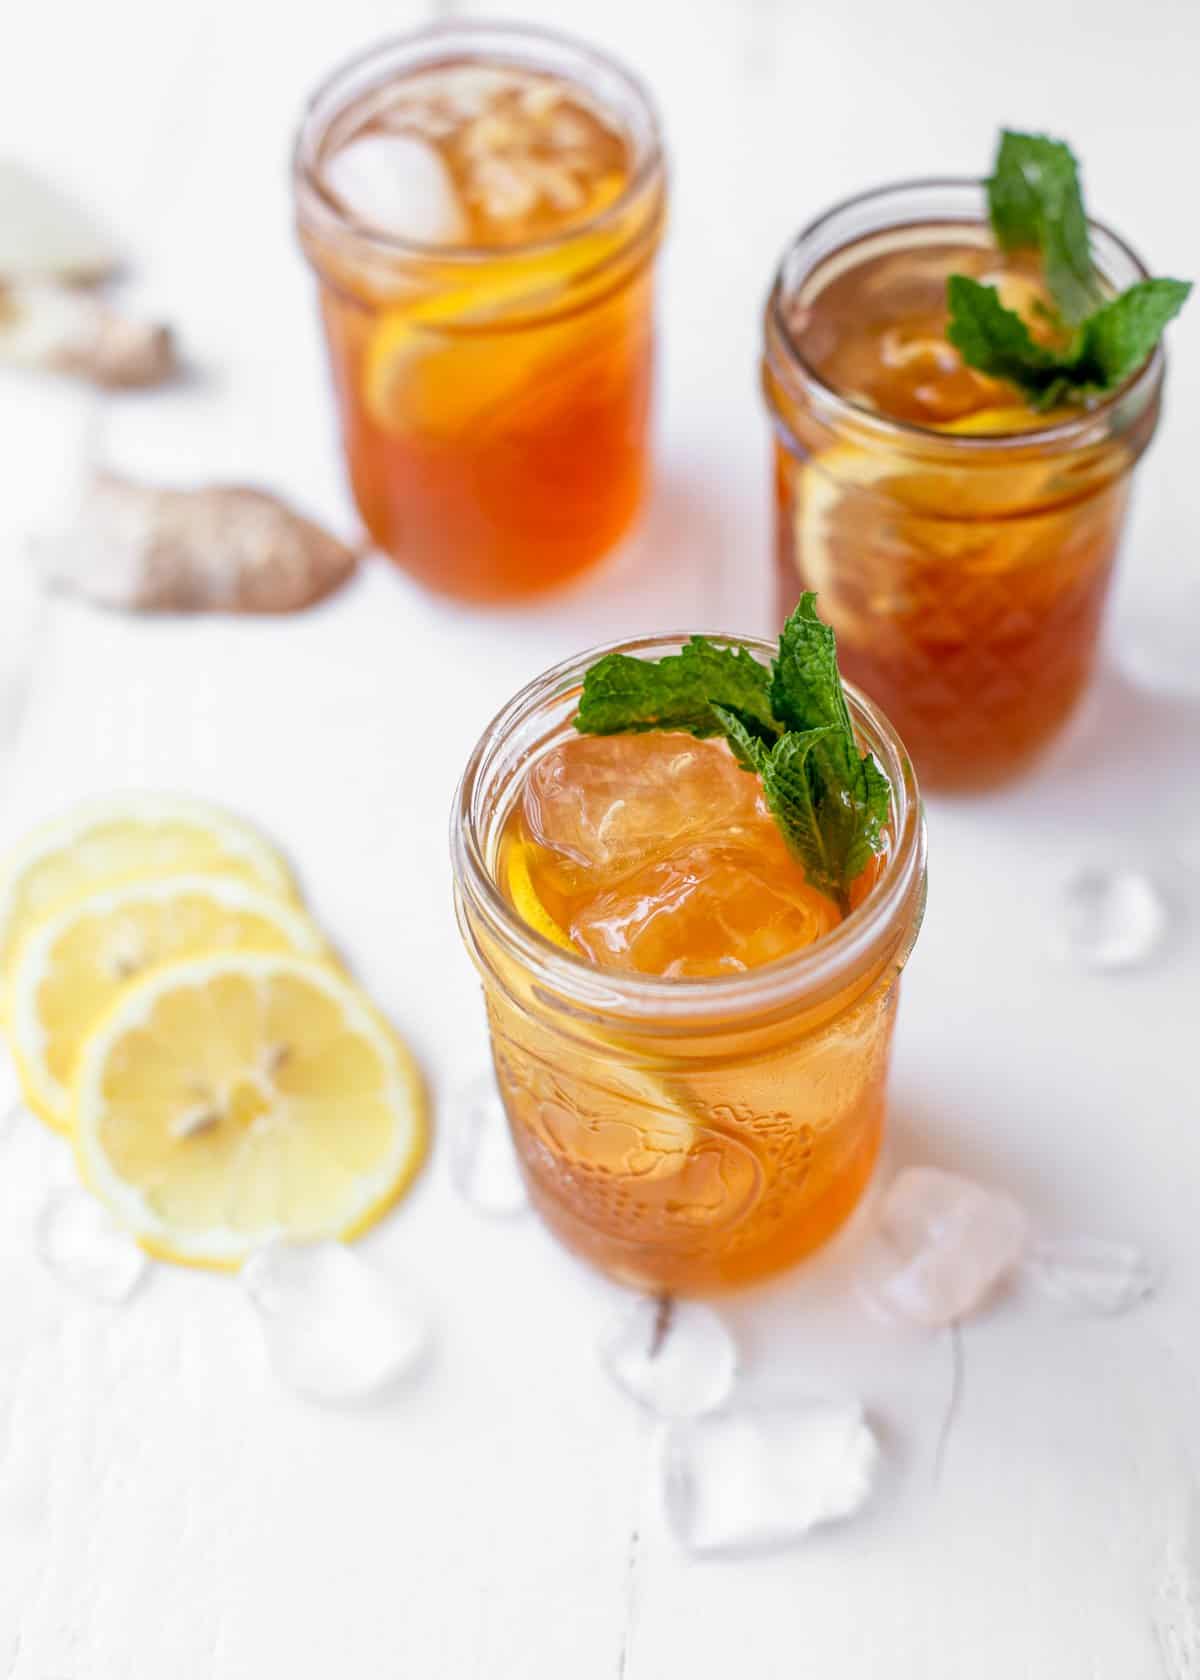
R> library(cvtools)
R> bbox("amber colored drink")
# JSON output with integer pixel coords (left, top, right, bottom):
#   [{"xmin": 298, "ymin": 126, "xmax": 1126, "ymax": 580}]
[
  {"xmin": 294, "ymin": 25, "xmax": 666, "ymax": 603},
  {"xmin": 452, "ymin": 637, "xmax": 925, "ymax": 1295},
  {"xmin": 763, "ymin": 183, "xmax": 1164, "ymax": 790}
]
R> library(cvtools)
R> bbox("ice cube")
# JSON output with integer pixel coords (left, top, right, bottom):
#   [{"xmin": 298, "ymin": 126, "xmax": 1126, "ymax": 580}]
[
  {"xmin": 598, "ymin": 1295, "xmax": 737, "ymax": 1418},
  {"xmin": 857, "ymin": 1167, "xmax": 1029, "ymax": 1328},
  {"xmin": 1024, "ymin": 1236, "xmax": 1157, "ymax": 1315},
  {"xmin": 33, "ymin": 1187, "xmax": 147, "ymax": 1303},
  {"xmin": 570, "ymin": 838, "xmax": 840, "ymax": 976},
  {"xmin": 324, "ymin": 134, "xmax": 466, "ymax": 246},
  {"xmin": 1056, "ymin": 868, "xmax": 1167, "ymax": 971},
  {"xmin": 524, "ymin": 734, "xmax": 764, "ymax": 882},
  {"xmin": 449, "ymin": 1072, "xmax": 528, "ymax": 1218},
  {"xmin": 241, "ymin": 1240, "xmax": 428, "ymax": 1404},
  {"xmin": 662, "ymin": 1400, "xmax": 879, "ymax": 1556}
]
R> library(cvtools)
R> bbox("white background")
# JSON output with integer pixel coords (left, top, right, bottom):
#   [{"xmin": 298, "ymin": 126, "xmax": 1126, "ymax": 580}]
[{"xmin": 3, "ymin": 0, "xmax": 1200, "ymax": 1674}]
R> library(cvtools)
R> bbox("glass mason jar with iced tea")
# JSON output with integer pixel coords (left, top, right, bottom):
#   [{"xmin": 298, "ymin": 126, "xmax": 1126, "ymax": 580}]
[
  {"xmin": 452, "ymin": 636, "xmax": 926, "ymax": 1294},
  {"xmin": 294, "ymin": 23, "xmax": 666, "ymax": 603},
  {"xmin": 763, "ymin": 182, "xmax": 1164, "ymax": 791}
]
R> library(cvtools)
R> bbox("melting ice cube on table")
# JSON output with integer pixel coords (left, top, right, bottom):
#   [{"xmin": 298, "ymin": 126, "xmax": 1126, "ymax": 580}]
[
  {"xmin": 1056, "ymin": 868, "xmax": 1167, "ymax": 971},
  {"xmin": 242, "ymin": 1240, "xmax": 428, "ymax": 1403},
  {"xmin": 1023, "ymin": 1236, "xmax": 1157, "ymax": 1315},
  {"xmin": 857, "ymin": 1167, "xmax": 1029, "ymax": 1328},
  {"xmin": 449, "ymin": 1073, "xmax": 528, "ymax": 1217},
  {"xmin": 33, "ymin": 1187, "xmax": 147, "ymax": 1303},
  {"xmin": 598, "ymin": 1295, "xmax": 737, "ymax": 1419},
  {"xmin": 324, "ymin": 133, "xmax": 467, "ymax": 245},
  {"xmin": 662, "ymin": 1401, "xmax": 880, "ymax": 1556}
]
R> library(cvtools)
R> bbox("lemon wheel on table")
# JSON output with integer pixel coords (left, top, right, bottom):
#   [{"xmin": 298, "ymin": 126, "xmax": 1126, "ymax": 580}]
[{"xmin": 72, "ymin": 952, "xmax": 427, "ymax": 1268}]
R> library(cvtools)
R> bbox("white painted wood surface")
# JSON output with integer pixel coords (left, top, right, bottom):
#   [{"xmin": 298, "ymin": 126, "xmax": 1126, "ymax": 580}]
[{"xmin": 2, "ymin": 0, "xmax": 1200, "ymax": 1673}]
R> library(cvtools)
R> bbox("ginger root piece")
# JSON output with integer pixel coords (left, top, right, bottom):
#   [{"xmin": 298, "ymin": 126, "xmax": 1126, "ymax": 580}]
[
  {"xmin": 36, "ymin": 474, "xmax": 358, "ymax": 613},
  {"xmin": 0, "ymin": 282, "xmax": 178, "ymax": 389}
]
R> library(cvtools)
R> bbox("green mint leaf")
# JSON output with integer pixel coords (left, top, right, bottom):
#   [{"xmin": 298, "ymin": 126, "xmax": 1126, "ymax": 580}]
[
  {"xmin": 712, "ymin": 701, "xmax": 842, "ymax": 899},
  {"xmin": 770, "ymin": 594, "xmax": 893, "ymax": 898},
  {"xmin": 988, "ymin": 130, "xmax": 1101, "ymax": 324},
  {"xmin": 769, "ymin": 591, "xmax": 855, "ymax": 738},
  {"xmin": 756, "ymin": 729, "xmax": 842, "ymax": 902},
  {"xmin": 708, "ymin": 703, "xmax": 773, "ymax": 774},
  {"xmin": 953, "ymin": 130, "xmax": 1191, "ymax": 407},
  {"xmin": 947, "ymin": 273, "xmax": 1191, "ymax": 408},
  {"xmin": 944, "ymin": 276, "xmax": 1061, "ymax": 402},
  {"xmin": 1073, "ymin": 277, "xmax": 1192, "ymax": 389},
  {"xmin": 576, "ymin": 636, "xmax": 777, "ymax": 740},
  {"xmin": 574, "ymin": 599, "xmax": 891, "ymax": 910}
]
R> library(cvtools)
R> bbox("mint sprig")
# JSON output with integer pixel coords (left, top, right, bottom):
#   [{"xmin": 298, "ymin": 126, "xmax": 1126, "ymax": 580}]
[
  {"xmin": 987, "ymin": 131, "xmax": 1102, "ymax": 326},
  {"xmin": 575, "ymin": 596, "xmax": 890, "ymax": 910},
  {"xmin": 947, "ymin": 129, "xmax": 1191, "ymax": 408}
]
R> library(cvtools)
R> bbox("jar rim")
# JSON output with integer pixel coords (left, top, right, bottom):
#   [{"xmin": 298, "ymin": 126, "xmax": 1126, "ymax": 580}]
[
  {"xmin": 292, "ymin": 19, "xmax": 666, "ymax": 267},
  {"xmin": 763, "ymin": 175, "xmax": 1163, "ymax": 455},
  {"xmin": 450, "ymin": 632, "xmax": 927, "ymax": 1025}
]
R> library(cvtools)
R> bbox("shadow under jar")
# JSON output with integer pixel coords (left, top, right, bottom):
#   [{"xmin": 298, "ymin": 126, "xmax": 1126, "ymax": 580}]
[
  {"xmin": 294, "ymin": 22, "xmax": 666, "ymax": 604},
  {"xmin": 763, "ymin": 182, "xmax": 1164, "ymax": 792},
  {"xmin": 451, "ymin": 636, "xmax": 926, "ymax": 1295}
]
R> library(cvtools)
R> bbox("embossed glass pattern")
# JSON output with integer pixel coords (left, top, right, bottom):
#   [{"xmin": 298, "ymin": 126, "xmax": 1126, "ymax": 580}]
[{"xmin": 451, "ymin": 637, "xmax": 926, "ymax": 1294}]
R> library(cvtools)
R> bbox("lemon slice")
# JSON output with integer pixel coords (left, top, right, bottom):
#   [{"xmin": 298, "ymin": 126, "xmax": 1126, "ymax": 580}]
[
  {"xmin": 791, "ymin": 446, "xmax": 897, "ymax": 639},
  {"xmin": 939, "ymin": 406, "xmax": 1045, "ymax": 436},
  {"xmin": 9, "ymin": 875, "xmax": 326, "ymax": 1134},
  {"xmin": 498, "ymin": 841, "xmax": 693, "ymax": 1155},
  {"xmin": 0, "ymin": 795, "xmax": 297, "ymax": 1013},
  {"xmin": 504, "ymin": 842, "xmax": 576, "ymax": 953},
  {"xmin": 363, "ymin": 227, "xmax": 624, "ymax": 434},
  {"xmin": 73, "ymin": 952, "xmax": 425, "ymax": 1267},
  {"xmin": 792, "ymin": 431, "xmax": 1058, "ymax": 637}
]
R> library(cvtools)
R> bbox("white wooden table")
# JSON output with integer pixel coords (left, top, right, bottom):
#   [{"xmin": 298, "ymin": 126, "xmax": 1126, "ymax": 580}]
[{"xmin": 3, "ymin": 1, "xmax": 1200, "ymax": 1673}]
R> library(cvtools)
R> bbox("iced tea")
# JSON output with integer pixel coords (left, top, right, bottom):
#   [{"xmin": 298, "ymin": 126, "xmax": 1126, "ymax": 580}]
[
  {"xmin": 452, "ymin": 637, "xmax": 925, "ymax": 1294},
  {"xmin": 764, "ymin": 184, "xmax": 1164, "ymax": 790},
  {"xmin": 294, "ymin": 25, "xmax": 665, "ymax": 602}
]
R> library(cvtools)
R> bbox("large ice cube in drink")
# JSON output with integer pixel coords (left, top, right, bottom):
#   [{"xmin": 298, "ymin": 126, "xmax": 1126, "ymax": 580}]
[
  {"xmin": 323, "ymin": 134, "xmax": 466, "ymax": 245},
  {"xmin": 523, "ymin": 734, "xmax": 765, "ymax": 882},
  {"xmin": 571, "ymin": 838, "xmax": 841, "ymax": 977},
  {"xmin": 521, "ymin": 734, "xmax": 841, "ymax": 975}
]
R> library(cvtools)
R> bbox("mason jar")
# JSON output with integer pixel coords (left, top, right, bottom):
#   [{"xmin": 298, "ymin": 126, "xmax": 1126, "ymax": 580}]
[
  {"xmin": 294, "ymin": 22, "xmax": 667, "ymax": 603},
  {"xmin": 763, "ymin": 181, "xmax": 1163, "ymax": 791},
  {"xmin": 451, "ymin": 635, "xmax": 926, "ymax": 1294}
]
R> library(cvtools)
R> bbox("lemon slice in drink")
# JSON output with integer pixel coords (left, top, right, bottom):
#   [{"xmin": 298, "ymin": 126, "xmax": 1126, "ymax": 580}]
[
  {"xmin": 790, "ymin": 446, "xmax": 898, "ymax": 639},
  {"xmin": 504, "ymin": 843, "xmax": 577, "ymax": 953},
  {"xmin": 73, "ymin": 952, "xmax": 426, "ymax": 1267},
  {"xmin": 792, "ymin": 424, "xmax": 1058, "ymax": 636},
  {"xmin": 500, "ymin": 840, "xmax": 693, "ymax": 1156},
  {"xmin": 9, "ymin": 876, "xmax": 325, "ymax": 1134},
  {"xmin": 0, "ymin": 795, "xmax": 297, "ymax": 1013},
  {"xmin": 364, "ymin": 228, "xmax": 622, "ymax": 435}
]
